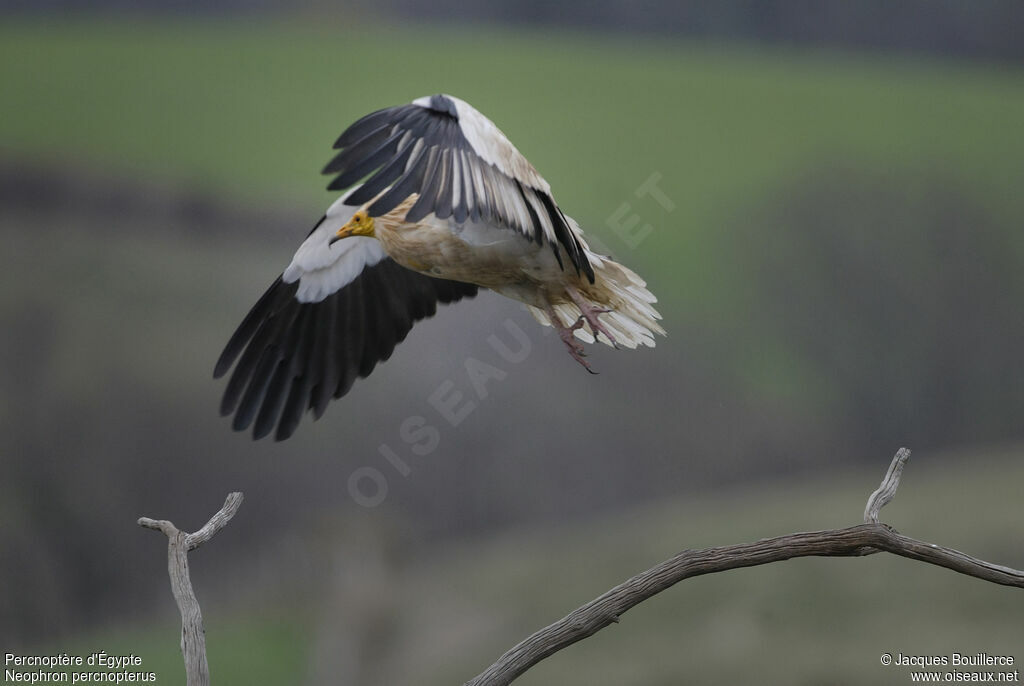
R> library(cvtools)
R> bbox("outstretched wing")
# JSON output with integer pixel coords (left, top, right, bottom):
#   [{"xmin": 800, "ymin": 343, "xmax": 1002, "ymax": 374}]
[
  {"xmin": 322, "ymin": 93, "xmax": 594, "ymax": 282},
  {"xmin": 214, "ymin": 207, "xmax": 477, "ymax": 441}
]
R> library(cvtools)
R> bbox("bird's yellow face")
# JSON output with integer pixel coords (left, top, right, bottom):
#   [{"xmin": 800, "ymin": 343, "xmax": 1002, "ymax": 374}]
[{"xmin": 333, "ymin": 210, "xmax": 375, "ymax": 242}]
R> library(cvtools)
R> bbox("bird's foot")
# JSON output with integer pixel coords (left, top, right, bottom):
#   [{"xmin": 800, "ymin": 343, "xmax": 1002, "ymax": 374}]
[
  {"xmin": 551, "ymin": 316, "xmax": 597, "ymax": 374},
  {"xmin": 566, "ymin": 287, "xmax": 619, "ymax": 349}
]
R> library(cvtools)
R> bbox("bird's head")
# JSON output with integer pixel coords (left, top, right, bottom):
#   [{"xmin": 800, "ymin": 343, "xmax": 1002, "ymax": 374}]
[{"xmin": 330, "ymin": 210, "xmax": 375, "ymax": 244}]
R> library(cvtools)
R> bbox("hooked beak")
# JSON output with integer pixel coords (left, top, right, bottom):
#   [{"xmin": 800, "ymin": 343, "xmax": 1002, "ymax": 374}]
[
  {"xmin": 329, "ymin": 211, "xmax": 373, "ymax": 245},
  {"xmin": 329, "ymin": 226, "xmax": 353, "ymax": 246}
]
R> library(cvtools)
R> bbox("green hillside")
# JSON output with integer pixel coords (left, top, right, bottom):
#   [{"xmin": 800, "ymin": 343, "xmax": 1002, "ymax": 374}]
[{"xmin": 4, "ymin": 19, "xmax": 1024, "ymax": 276}]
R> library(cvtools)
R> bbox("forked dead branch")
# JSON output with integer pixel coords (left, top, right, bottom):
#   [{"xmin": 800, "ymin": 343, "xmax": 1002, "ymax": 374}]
[{"xmin": 138, "ymin": 492, "xmax": 244, "ymax": 686}]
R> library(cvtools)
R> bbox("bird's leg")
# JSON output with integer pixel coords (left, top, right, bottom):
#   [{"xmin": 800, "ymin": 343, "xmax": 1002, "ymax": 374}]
[
  {"xmin": 543, "ymin": 302, "xmax": 597, "ymax": 374},
  {"xmin": 566, "ymin": 286, "xmax": 619, "ymax": 349}
]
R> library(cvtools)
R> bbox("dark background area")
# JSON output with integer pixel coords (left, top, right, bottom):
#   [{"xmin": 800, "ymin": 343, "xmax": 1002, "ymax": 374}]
[{"xmin": 8, "ymin": 0, "xmax": 1024, "ymax": 63}]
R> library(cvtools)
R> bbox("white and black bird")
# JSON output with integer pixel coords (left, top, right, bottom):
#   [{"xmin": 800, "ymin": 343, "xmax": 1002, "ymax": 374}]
[{"xmin": 215, "ymin": 94, "xmax": 664, "ymax": 440}]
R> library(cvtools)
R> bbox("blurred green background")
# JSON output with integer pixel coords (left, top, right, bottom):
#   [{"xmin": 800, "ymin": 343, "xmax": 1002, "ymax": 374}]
[{"xmin": 1, "ymin": 5, "xmax": 1022, "ymax": 685}]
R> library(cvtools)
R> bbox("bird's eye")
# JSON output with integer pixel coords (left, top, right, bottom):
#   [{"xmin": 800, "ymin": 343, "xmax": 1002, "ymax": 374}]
[{"xmin": 354, "ymin": 215, "xmax": 361, "ymax": 223}]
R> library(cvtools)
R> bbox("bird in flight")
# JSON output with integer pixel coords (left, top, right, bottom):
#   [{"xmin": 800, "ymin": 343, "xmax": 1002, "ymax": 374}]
[{"xmin": 215, "ymin": 94, "xmax": 664, "ymax": 440}]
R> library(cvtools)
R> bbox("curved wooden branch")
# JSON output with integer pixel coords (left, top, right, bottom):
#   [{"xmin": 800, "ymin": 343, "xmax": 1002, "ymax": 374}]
[
  {"xmin": 464, "ymin": 450, "xmax": 1023, "ymax": 686},
  {"xmin": 864, "ymin": 446, "xmax": 910, "ymax": 523},
  {"xmin": 139, "ymin": 492, "xmax": 244, "ymax": 686}
]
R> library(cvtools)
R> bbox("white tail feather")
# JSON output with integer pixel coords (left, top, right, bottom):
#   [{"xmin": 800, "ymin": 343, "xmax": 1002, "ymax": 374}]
[{"xmin": 529, "ymin": 250, "xmax": 664, "ymax": 349}]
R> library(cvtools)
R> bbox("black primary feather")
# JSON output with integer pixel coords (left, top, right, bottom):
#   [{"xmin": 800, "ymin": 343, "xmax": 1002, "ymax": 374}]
[{"xmin": 215, "ymin": 259, "xmax": 477, "ymax": 440}]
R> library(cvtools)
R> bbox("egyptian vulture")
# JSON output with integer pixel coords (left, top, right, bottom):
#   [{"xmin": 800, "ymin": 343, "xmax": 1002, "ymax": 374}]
[{"xmin": 215, "ymin": 94, "xmax": 664, "ymax": 440}]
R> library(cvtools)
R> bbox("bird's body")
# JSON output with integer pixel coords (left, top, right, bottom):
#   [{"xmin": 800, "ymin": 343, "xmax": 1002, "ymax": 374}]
[
  {"xmin": 371, "ymin": 194, "xmax": 555, "ymax": 293},
  {"xmin": 216, "ymin": 94, "xmax": 664, "ymax": 440},
  {"xmin": 380, "ymin": 199, "xmax": 661, "ymax": 345}
]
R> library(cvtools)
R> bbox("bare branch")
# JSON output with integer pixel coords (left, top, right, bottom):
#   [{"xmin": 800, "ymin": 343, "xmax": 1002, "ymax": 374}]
[
  {"xmin": 464, "ymin": 452, "xmax": 1022, "ymax": 686},
  {"xmin": 864, "ymin": 447, "xmax": 911, "ymax": 523},
  {"xmin": 186, "ymin": 492, "xmax": 245, "ymax": 550},
  {"xmin": 137, "ymin": 518, "xmax": 177, "ymax": 536},
  {"xmin": 138, "ymin": 492, "xmax": 244, "ymax": 686}
]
